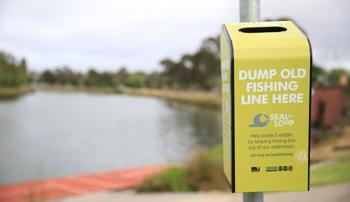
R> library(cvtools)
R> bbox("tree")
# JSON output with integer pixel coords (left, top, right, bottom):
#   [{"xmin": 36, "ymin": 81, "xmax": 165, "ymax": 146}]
[
  {"xmin": 161, "ymin": 58, "xmax": 191, "ymax": 89},
  {"xmin": 115, "ymin": 67, "xmax": 129, "ymax": 85},
  {"xmin": 328, "ymin": 68, "xmax": 348, "ymax": 87},
  {"xmin": 145, "ymin": 71, "xmax": 164, "ymax": 88},
  {"xmin": 84, "ymin": 69, "xmax": 116, "ymax": 87},
  {"xmin": 312, "ymin": 64, "xmax": 327, "ymax": 86},
  {"xmin": 0, "ymin": 51, "xmax": 29, "ymax": 87},
  {"xmin": 40, "ymin": 70, "xmax": 56, "ymax": 84},
  {"xmin": 126, "ymin": 72, "xmax": 145, "ymax": 88},
  {"xmin": 19, "ymin": 58, "xmax": 27, "ymax": 70},
  {"xmin": 54, "ymin": 66, "xmax": 78, "ymax": 85},
  {"xmin": 159, "ymin": 36, "xmax": 220, "ymax": 90}
]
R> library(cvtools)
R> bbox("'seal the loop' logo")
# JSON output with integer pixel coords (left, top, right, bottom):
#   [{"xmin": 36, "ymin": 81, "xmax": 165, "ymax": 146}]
[{"xmin": 249, "ymin": 114, "xmax": 269, "ymax": 127}]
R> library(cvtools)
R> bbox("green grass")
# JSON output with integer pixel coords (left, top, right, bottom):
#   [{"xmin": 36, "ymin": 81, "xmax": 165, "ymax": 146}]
[
  {"xmin": 311, "ymin": 158, "xmax": 350, "ymax": 187},
  {"xmin": 137, "ymin": 144, "xmax": 350, "ymax": 192},
  {"xmin": 137, "ymin": 145, "xmax": 226, "ymax": 192},
  {"xmin": 137, "ymin": 167, "xmax": 193, "ymax": 192}
]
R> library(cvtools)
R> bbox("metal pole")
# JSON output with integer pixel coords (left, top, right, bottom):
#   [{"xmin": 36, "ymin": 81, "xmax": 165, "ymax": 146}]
[
  {"xmin": 243, "ymin": 192, "xmax": 263, "ymax": 202},
  {"xmin": 239, "ymin": 0, "xmax": 263, "ymax": 202},
  {"xmin": 240, "ymin": 0, "xmax": 260, "ymax": 22}
]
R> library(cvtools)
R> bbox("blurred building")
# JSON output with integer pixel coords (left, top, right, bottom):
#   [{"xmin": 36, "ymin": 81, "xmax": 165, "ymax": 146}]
[{"xmin": 311, "ymin": 73, "xmax": 348, "ymax": 128}]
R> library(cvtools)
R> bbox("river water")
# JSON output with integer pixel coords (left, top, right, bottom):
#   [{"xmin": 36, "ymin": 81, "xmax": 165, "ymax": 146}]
[{"xmin": 0, "ymin": 91, "xmax": 221, "ymax": 184}]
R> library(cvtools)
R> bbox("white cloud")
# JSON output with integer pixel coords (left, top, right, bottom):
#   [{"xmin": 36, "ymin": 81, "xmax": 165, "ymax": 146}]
[{"xmin": 0, "ymin": 0, "xmax": 349, "ymax": 72}]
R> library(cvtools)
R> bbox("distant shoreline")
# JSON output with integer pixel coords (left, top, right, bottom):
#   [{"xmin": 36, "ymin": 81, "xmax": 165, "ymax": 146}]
[
  {"xmin": 122, "ymin": 87, "xmax": 221, "ymax": 109},
  {"xmin": 34, "ymin": 84, "xmax": 221, "ymax": 108},
  {"xmin": 35, "ymin": 84, "xmax": 121, "ymax": 94},
  {"xmin": 0, "ymin": 86, "xmax": 34, "ymax": 99}
]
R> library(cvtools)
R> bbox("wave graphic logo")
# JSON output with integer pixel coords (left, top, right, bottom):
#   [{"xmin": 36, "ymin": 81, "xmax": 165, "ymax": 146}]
[{"xmin": 249, "ymin": 114, "xmax": 270, "ymax": 127}]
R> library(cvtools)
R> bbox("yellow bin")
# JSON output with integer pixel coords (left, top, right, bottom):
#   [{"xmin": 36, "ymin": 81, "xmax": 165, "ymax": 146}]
[{"xmin": 221, "ymin": 21, "xmax": 312, "ymax": 192}]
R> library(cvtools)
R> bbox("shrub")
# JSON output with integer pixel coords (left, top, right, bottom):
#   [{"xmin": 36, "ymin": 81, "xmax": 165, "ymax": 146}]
[
  {"xmin": 137, "ymin": 144, "xmax": 227, "ymax": 192},
  {"xmin": 137, "ymin": 167, "xmax": 193, "ymax": 192},
  {"xmin": 186, "ymin": 145, "xmax": 226, "ymax": 191},
  {"xmin": 126, "ymin": 73, "xmax": 145, "ymax": 88}
]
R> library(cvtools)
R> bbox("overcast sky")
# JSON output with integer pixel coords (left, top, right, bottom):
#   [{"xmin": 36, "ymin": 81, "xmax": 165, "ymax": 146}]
[{"xmin": 0, "ymin": 0, "xmax": 349, "ymax": 72}]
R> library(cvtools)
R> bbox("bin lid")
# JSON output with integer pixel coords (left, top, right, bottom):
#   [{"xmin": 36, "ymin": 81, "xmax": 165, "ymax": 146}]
[{"xmin": 223, "ymin": 21, "xmax": 310, "ymax": 61}]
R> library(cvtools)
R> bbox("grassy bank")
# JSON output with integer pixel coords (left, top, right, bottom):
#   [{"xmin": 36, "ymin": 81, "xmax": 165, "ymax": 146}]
[
  {"xmin": 35, "ymin": 84, "xmax": 121, "ymax": 94},
  {"xmin": 137, "ymin": 144, "xmax": 350, "ymax": 192},
  {"xmin": 121, "ymin": 88, "xmax": 221, "ymax": 109},
  {"xmin": 35, "ymin": 85, "xmax": 221, "ymax": 108},
  {"xmin": 0, "ymin": 86, "xmax": 34, "ymax": 99},
  {"xmin": 310, "ymin": 158, "xmax": 350, "ymax": 187}
]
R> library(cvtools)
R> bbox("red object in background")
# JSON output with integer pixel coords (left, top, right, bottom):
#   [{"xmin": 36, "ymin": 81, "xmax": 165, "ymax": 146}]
[{"xmin": 311, "ymin": 87, "xmax": 346, "ymax": 128}]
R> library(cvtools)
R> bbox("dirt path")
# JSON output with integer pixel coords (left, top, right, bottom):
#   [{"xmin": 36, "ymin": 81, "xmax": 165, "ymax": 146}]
[{"xmin": 59, "ymin": 183, "xmax": 350, "ymax": 202}]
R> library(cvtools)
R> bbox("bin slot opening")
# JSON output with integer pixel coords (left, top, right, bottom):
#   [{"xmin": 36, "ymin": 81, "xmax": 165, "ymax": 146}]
[{"xmin": 239, "ymin": 26, "xmax": 287, "ymax": 33}]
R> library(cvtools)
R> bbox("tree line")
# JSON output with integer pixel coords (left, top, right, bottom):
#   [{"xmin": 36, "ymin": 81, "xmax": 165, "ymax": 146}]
[
  {"xmin": 36, "ymin": 36, "xmax": 349, "ymax": 92},
  {"xmin": 37, "ymin": 36, "xmax": 221, "ymax": 90},
  {"xmin": 39, "ymin": 66, "xmax": 155, "ymax": 89},
  {"xmin": 0, "ymin": 35, "xmax": 349, "ymax": 92}
]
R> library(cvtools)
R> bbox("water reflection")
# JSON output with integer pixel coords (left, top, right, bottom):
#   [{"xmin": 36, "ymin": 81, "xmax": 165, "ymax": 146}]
[
  {"xmin": 157, "ymin": 101, "xmax": 221, "ymax": 163},
  {"xmin": 0, "ymin": 91, "xmax": 221, "ymax": 184}
]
